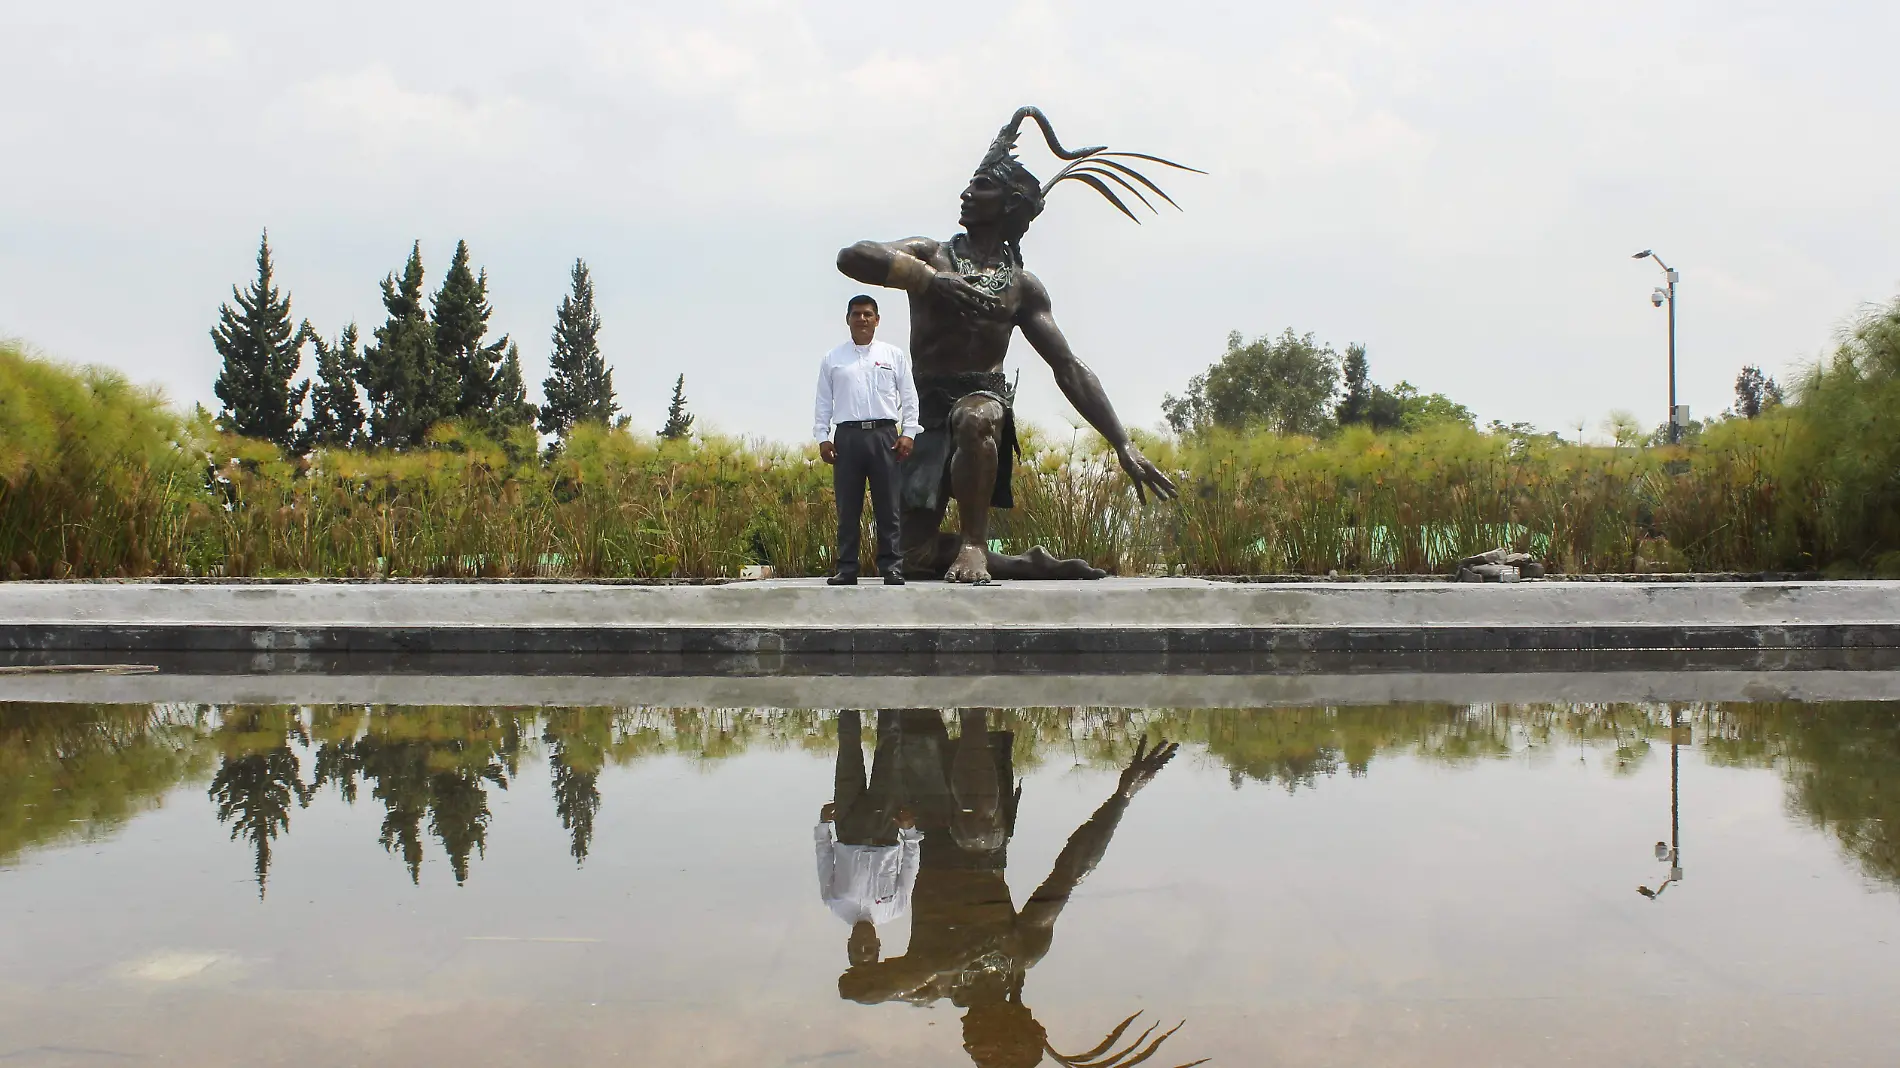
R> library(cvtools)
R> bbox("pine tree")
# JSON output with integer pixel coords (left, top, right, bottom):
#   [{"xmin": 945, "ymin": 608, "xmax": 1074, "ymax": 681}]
[
  {"xmin": 432, "ymin": 239, "xmax": 510, "ymax": 421},
  {"xmin": 1336, "ymin": 342, "xmax": 1371, "ymax": 426},
  {"xmin": 659, "ymin": 374, "xmax": 695, "ymax": 440},
  {"xmin": 539, "ymin": 259, "xmax": 618, "ymax": 438},
  {"xmin": 359, "ymin": 242, "xmax": 452, "ymax": 448},
  {"xmin": 486, "ymin": 341, "xmax": 538, "ymax": 434},
  {"xmin": 304, "ymin": 323, "xmax": 365, "ymax": 448},
  {"xmin": 211, "ymin": 231, "xmax": 310, "ymax": 448}
]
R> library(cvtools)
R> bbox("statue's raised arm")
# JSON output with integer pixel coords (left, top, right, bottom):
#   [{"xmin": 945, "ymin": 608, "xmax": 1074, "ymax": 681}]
[{"xmin": 833, "ymin": 106, "xmax": 1200, "ymax": 584}]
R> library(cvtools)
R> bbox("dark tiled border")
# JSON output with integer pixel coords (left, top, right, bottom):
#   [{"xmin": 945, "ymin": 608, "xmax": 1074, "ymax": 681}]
[{"xmin": 6, "ymin": 623, "xmax": 1900, "ymax": 657}]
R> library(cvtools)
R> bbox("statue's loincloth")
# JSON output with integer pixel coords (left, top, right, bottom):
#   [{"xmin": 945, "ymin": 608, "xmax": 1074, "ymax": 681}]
[{"xmin": 900, "ymin": 371, "xmax": 1019, "ymax": 513}]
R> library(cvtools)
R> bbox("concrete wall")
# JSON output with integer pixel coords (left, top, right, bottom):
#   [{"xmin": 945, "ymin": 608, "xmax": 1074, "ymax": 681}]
[{"xmin": 2, "ymin": 578, "xmax": 1897, "ymax": 654}]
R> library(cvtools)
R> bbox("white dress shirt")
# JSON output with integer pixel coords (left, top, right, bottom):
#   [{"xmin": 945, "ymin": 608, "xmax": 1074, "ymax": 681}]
[
  {"xmin": 814, "ymin": 822, "xmax": 924, "ymax": 927},
  {"xmin": 812, "ymin": 340, "xmax": 924, "ymax": 442}
]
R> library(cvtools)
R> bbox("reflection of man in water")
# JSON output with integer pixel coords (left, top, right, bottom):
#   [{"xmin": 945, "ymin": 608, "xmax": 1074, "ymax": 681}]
[
  {"xmin": 837, "ymin": 710, "xmax": 1190, "ymax": 1068},
  {"xmin": 815, "ymin": 711, "xmax": 922, "ymax": 966}
]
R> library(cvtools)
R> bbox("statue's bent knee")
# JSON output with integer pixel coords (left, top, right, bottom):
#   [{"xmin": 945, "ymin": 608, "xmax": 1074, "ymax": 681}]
[{"xmin": 949, "ymin": 399, "xmax": 1003, "ymax": 449}]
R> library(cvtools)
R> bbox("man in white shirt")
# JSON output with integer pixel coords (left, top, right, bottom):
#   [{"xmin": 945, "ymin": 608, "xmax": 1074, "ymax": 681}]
[
  {"xmin": 816, "ymin": 710, "xmax": 922, "ymax": 967},
  {"xmin": 813, "ymin": 295, "xmax": 922, "ymax": 585}
]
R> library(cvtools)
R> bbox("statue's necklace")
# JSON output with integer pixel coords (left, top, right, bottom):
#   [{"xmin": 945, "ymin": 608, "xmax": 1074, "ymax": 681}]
[{"xmin": 949, "ymin": 235, "xmax": 1015, "ymax": 298}]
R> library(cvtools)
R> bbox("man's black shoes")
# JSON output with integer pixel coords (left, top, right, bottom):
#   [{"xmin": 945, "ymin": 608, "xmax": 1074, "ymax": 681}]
[{"xmin": 825, "ymin": 571, "xmax": 904, "ymax": 586}]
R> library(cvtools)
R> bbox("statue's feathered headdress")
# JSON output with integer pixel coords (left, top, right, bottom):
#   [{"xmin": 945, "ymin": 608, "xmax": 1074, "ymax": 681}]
[
  {"xmin": 1045, "ymin": 1011, "xmax": 1208, "ymax": 1068},
  {"xmin": 976, "ymin": 106, "xmax": 1202, "ymax": 225}
]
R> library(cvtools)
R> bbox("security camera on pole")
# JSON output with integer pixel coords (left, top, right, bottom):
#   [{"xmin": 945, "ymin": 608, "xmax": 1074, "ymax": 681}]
[{"xmin": 1632, "ymin": 249, "xmax": 1686, "ymax": 444}]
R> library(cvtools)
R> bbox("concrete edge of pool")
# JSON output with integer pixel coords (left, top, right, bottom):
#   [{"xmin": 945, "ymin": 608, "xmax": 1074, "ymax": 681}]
[
  {"xmin": 4, "ymin": 664, "xmax": 1898, "ymax": 707},
  {"xmin": 2, "ymin": 578, "xmax": 1898, "ymax": 655}
]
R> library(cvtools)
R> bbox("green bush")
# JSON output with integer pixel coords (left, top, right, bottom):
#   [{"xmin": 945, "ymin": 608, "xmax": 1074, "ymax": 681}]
[{"xmin": 0, "ymin": 341, "xmax": 205, "ymax": 577}]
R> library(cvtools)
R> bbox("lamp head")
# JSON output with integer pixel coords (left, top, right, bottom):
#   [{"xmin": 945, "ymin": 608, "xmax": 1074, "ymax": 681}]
[{"xmin": 1633, "ymin": 249, "xmax": 1653, "ymax": 259}]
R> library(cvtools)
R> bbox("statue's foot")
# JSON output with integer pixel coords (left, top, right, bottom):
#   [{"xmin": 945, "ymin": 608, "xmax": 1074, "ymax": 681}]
[
  {"xmin": 945, "ymin": 543, "xmax": 993, "ymax": 584},
  {"xmin": 1018, "ymin": 545, "xmax": 1108, "ymax": 580}
]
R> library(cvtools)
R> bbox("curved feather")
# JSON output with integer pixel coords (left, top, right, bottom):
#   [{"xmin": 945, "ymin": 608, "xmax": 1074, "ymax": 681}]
[
  {"xmin": 1054, "ymin": 172, "xmax": 1142, "ymax": 222},
  {"xmin": 1085, "ymin": 158, "xmax": 1183, "ymax": 210},
  {"xmin": 1068, "ymin": 166, "xmax": 1159, "ymax": 213},
  {"xmin": 1103, "ymin": 1021, "xmax": 1188, "ymax": 1068},
  {"xmin": 1095, "ymin": 150, "xmax": 1208, "ymax": 175},
  {"xmin": 1066, "ymin": 1021, "xmax": 1162, "ymax": 1068},
  {"xmin": 1050, "ymin": 1013, "xmax": 1145, "ymax": 1065}
]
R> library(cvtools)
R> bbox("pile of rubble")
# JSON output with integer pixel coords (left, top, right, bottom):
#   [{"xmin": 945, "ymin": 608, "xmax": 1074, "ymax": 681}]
[{"xmin": 1453, "ymin": 547, "xmax": 1545, "ymax": 582}]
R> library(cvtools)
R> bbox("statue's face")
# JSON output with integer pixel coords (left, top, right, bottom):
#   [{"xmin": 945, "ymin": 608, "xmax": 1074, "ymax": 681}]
[{"xmin": 959, "ymin": 172, "xmax": 1009, "ymax": 229}]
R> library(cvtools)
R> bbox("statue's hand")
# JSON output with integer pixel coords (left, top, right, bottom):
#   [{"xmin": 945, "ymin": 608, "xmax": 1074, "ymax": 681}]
[
  {"xmin": 1116, "ymin": 735, "xmax": 1180, "ymax": 798},
  {"xmin": 1115, "ymin": 440, "xmax": 1178, "ymax": 504},
  {"xmin": 926, "ymin": 271, "xmax": 1003, "ymax": 318}
]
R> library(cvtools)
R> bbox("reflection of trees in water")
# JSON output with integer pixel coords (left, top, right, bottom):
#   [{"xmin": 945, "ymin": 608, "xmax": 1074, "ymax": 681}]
[
  {"xmin": 4, "ymin": 701, "xmax": 1899, "ymax": 891},
  {"xmin": 207, "ymin": 705, "xmax": 313, "ymax": 896},
  {"xmin": 310, "ymin": 706, "xmax": 528, "ymax": 884},
  {"xmin": 1702, "ymin": 702, "xmax": 1900, "ymax": 889},
  {"xmin": 543, "ymin": 708, "xmax": 605, "ymax": 864},
  {"xmin": 0, "ymin": 702, "xmax": 210, "ymax": 866}
]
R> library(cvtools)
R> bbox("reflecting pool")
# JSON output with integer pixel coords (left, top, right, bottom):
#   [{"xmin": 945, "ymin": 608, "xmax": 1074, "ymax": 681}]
[{"xmin": 3, "ymin": 701, "xmax": 1899, "ymax": 1066}]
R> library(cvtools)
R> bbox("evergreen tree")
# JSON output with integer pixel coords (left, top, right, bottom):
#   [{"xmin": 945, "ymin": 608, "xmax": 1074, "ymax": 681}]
[
  {"xmin": 303, "ymin": 323, "xmax": 365, "ymax": 449},
  {"xmin": 659, "ymin": 374, "xmax": 695, "ymax": 440},
  {"xmin": 539, "ymin": 259, "xmax": 618, "ymax": 438},
  {"xmin": 211, "ymin": 231, "xmax": 310, "ymax": 448},
  {"xmin": 1336, "ymin": 342, "xmax": 1372, "ymax": 426},
  {"xmin": 359, "ymin": 242, "xmax": 452, "ymax": 448},
  {"xmin": 432, "ymin": 239, "xmax": 510, "ymax": 420},
  {"xmin": 488, "ymin": 341, "xmax": 537, "ymax": 432}
]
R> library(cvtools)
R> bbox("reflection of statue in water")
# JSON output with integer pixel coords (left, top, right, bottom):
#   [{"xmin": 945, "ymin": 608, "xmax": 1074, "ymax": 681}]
[
  {"xmin": 837, "ymin": 107, "xmax": 1197, "ymax": 583},
  {"xmin": 835, "ymin": 710, "xmax": 1201, "ymax": 1068}
]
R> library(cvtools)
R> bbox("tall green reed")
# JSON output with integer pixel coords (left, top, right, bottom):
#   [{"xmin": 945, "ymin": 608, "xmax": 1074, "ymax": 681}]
[{"xmin": 2, "ymin": 339, "xmax": 1889, "ymax": 578}]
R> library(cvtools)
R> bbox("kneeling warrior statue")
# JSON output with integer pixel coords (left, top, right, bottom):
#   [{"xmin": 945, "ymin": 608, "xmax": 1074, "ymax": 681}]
[{"xmin": 837, "ymin": 106, "xmax": 1198, "ymax": 583}]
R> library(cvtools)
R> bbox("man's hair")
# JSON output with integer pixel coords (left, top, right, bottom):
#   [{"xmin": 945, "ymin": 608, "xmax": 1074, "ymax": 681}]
[
  {"xmin": 847, "ymin": 294, "xmax": 879, "ymax": 314},
  {"xmin": 848, "ymin": 920, "xmax": 881, "ymax": 967}
]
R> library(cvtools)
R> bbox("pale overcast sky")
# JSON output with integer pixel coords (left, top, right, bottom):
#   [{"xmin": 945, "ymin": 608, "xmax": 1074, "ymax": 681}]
[{"xmin": 4, "ymin": 1, "xmax": 1897, "ymax": 443}]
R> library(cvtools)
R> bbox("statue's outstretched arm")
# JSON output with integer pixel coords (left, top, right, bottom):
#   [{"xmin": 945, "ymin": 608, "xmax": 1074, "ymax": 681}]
[
  {"xmin": 836, "ymin": 238, "xmax": 1002, "ymax": 319},
  {"xmin": 1018, "ymin": 737, "xmax": 1181, "ymax": 947},
  {"xmin": 1018, "ymin": 276, "xmax": 1178, "ymax": 503}
]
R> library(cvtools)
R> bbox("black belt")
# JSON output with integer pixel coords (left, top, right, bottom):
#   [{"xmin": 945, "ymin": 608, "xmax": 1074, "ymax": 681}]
[{"xmin": 838, "ymin": 419, "xmax": 897, "ymax": 431}]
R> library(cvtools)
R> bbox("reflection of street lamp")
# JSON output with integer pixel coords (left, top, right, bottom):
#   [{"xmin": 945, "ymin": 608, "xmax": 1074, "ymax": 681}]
[
  {"xmin": 1637, "ymin": 706, "xmax": 1684, "ymax": 900},
  {"xmin": 1632, "ymin": 250, "xmax": 1683, "ymax": 444}
]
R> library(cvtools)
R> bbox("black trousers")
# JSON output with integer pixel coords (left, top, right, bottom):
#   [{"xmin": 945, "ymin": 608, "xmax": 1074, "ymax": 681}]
[
  {"xmin": 833, "ymin": 710, "xmax": 902, "ymax": 845},
  {"xmin": 833, "ymin": 422, "xmax": 901, "ymax": 576}
]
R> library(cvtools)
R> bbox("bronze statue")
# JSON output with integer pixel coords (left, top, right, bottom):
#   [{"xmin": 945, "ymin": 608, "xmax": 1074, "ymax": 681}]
[{"xmin": 837, "ymin": 107, "xmax": 1198, "ymax": 583}]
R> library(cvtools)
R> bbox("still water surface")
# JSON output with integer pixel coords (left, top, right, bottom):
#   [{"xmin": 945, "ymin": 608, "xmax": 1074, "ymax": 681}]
[{"xmin": 3, "ymin": 701, "xmax": 1899, "ymax": 1066}]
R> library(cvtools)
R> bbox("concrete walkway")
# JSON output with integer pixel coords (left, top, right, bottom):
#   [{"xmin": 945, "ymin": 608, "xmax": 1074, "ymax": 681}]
[{"xmin": 2, "ymin": 578, "xmax": 1897, "ymax": 655}]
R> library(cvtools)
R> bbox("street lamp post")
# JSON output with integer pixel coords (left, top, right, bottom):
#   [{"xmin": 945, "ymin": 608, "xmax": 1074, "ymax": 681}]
[{"xmin": 1633, "ymin": 250, "xmax": 1681, "ymax": 444}]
